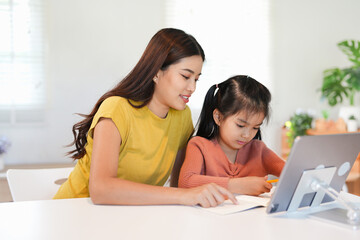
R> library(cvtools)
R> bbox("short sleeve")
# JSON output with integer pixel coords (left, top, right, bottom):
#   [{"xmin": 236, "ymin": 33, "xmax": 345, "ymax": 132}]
[{"xmin": 88, "ymin": 97, "xmax": 130, "ymax": 142}]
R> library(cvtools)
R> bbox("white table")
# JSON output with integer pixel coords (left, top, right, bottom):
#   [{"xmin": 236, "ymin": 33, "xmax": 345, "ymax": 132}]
[{"xmin": 0, "ymin": 192, "xmax": 360, "ymax": 240}]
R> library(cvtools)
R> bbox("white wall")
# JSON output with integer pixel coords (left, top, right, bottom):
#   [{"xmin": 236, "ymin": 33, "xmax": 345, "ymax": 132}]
[
  {"xmin": 1, "ymin": 0, "xmax": 360, "ymax": 165},
  {"xmin": 267, "ymin": 0, "xmax": 360, "ymax": 152},
  {"xmin": 1, "ymin": 0, "xmax": 165, "ymax": 165}
]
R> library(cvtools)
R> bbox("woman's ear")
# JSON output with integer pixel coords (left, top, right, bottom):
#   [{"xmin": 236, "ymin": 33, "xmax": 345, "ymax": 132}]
[
  {"xmin": 153, "ymin": 70, "xmax": 162, "ymax": 84},
  {"xmin": 213, "ymin": 109, "xmax": 222, "ymax": 126}
]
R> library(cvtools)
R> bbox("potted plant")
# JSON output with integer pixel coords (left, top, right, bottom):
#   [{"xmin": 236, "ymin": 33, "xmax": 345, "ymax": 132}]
[
  {"xmin": 347, "ymin": 115, "xmax": 358, "ymax": 132},
  {"xmin": 285, "ymin": 112, "xmax": 313, "ymax": 147},
  {"xmin": 320, "ymin": 40, "xmax": 360, "ymax": 123},
  {"xmin": 315, "ymin": 109, "xmax": 331, "ymax": 131}
]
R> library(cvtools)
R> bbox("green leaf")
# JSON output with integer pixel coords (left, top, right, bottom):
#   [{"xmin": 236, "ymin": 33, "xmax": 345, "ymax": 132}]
[
  {"xmin": 321, "ymin": 110, "xmax": 329, "ymax": 120},
  {"xmin": 320, "ymin": 40, "xmax": 360, "ymax": 107},
  {"xmin": 345, "ymin": 67, "xmax": 360, "ymax": 90},
  {"xmin": 338, "ymin": 40, "xmax": 360, "ymax": 66},
  {"xmin": 321, "ymin": 68, "xmax": 349, "ymax": 106},
  {"xmin": 286, "ymin": 113, "xmax": 313, "ymax": 147}
]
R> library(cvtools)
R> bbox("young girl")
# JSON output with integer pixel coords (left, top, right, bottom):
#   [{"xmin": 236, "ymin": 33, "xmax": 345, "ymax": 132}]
[
  {"xmin": 179, "ymin": 75, "xmax": 285, "ymax": 196},
  {"xmin": 54, "ymin": 28, "xmax": 237, "ymax": 208}
]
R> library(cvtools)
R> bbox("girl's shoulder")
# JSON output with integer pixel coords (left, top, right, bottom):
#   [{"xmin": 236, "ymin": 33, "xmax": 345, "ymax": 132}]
[
  {"xmin": 189, "ymin": 136, "xmax": 216, "ymax": 146},
  {"xmin": 248, "ymin": 139, "xmax": 269, "ymax": 151},
  {"xmin": 247, "ymin": 139, "xmax": 268, "ymax": 150}
]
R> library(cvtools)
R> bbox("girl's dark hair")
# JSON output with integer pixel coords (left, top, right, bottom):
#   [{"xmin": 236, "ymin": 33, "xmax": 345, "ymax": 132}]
[
  {"xmin": 196, "ymin": 75, "xmax": 271, "ymax": 140},
  {"xmin": 68, "ymin": 28, "xmax": 205, "ymax": 160}
]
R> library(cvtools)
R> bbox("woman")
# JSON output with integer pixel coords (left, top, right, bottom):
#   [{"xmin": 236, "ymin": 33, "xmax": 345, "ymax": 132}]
[{"xmin": 54, "ymin": 28, "xmax": 237, "ymax": 208}]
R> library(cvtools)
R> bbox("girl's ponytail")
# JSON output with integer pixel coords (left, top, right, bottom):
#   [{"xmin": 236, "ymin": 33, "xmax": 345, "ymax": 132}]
[{"xmin": 196, "ymin": 84, "xmax": 219, "ymax": 139}]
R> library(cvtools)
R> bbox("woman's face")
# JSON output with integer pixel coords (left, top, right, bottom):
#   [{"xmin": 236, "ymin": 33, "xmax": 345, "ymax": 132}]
[
  {"xmin": 214, "ymin": 109, "xmax": 265, "ymax": 153},
  {"xmin": 151, "ymin": 55, "xmax": 203, "ymax": 117}
]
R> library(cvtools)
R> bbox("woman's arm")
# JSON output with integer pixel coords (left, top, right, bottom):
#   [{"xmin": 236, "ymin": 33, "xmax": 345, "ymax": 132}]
[{"xmin": 88, "ymin": 118, "xmax": 237, "ymax": 207}]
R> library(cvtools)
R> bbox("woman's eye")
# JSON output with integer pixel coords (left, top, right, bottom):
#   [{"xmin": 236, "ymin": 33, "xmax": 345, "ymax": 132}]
[
  {"xmin": 253, "ymin": 127, "xmax": 260, "ymax": 130},
  {"xmin": 236, "ymin": 124, "xmax": 244, "ymax": 128},
  {"xmin": 181, "ymin": 74, "xmax": 190, "ymax": 80}
]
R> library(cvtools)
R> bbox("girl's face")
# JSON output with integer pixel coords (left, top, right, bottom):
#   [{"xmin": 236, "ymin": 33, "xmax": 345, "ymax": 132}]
[
  {"xmin": 214, "ymin": 109, "xmax": 265, "ymax": 152},
  {"xmin": 150, "ymin": 55, "xmax": 203, "ymax": 118}
]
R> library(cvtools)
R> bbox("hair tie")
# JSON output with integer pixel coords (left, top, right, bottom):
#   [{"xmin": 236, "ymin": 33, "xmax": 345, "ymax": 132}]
[{"xmin": 214, "ymin": 84, "xmax": 219, "ymax": 96}]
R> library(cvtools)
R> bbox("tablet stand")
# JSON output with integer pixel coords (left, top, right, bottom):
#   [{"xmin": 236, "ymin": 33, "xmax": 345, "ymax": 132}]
[{"xmin": 287, "ymin": 167, "xmax": 360, "ymax": 229}]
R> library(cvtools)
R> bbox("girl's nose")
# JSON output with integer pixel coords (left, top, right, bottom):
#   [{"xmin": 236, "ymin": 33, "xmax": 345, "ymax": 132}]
[{"xmin": 241, "ymin": 129, "xmax": 250, "ymax": 138}]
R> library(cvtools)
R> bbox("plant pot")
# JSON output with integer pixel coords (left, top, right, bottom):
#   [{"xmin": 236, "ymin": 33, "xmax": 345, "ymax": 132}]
[
  {"xmin": 347, "ymin": 119, "xmax": 358, "ymax": 132},
  {"xmin": 315, "ymin": 119, "xmax": 335, "ymax": 131},
  {"xmin": 339, "ymin": 106, "xmax": 360, "ymax": 125}
]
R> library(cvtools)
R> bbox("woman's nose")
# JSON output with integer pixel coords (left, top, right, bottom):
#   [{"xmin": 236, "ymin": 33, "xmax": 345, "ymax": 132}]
[{"xmin": 188, "ymin": 79, "xmax": 196, "ymax": 93}]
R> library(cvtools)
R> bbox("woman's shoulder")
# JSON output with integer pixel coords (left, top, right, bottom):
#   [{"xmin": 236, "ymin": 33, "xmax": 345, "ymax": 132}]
[
  {"xmin": 102, "ymin": 96, "xmax": 128, "ymax": 106},
  {"xmin": 99, "ymin": 96, "xmax": 133, "ymax": 112},
  {"xmin": 94, "ymin": 96, "xmax": 134, "ymax": 123}
]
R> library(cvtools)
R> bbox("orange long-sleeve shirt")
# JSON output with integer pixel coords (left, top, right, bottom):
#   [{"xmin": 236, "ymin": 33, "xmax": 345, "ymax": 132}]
[{"xmin": 178, "ymin": 136, "xmax": 285, "ymax": 189}]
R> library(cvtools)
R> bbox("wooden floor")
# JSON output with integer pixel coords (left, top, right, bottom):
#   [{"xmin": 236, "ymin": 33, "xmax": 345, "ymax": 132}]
[{"xmin": 0, "ymin": 163, "xmax": 75, "ymax": 203}]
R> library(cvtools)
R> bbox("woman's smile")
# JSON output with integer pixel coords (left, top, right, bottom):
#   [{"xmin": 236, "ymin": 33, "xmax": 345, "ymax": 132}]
[{"xmin": 180, "ymin": 94, "xmax": 190, "ymax": 103}]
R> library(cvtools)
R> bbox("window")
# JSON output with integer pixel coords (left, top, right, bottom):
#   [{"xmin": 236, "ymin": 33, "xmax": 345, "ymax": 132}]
[
  {"xmin": 0, "ymin": 0, "xmax": 45, "ymax": 124},
  {"xmin": 165, "ymin": 0, "xmax": 271, "ymax": 114}
]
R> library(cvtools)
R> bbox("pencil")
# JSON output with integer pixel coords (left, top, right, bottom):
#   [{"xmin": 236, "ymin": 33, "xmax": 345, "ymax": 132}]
[{"xmin": 266, "ymin": 179, "xmax": 279, "ymax": 183}]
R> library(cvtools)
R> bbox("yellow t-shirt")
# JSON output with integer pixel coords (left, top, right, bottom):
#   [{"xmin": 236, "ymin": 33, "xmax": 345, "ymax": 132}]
[{"xmin": 54, "ymin": 96, "xmax": 194, "ymax": 199}]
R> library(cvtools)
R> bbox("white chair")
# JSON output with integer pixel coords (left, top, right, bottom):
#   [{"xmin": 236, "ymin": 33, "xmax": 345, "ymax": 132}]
[{"xmin": 6, "ymin": 167, "xmax": 73, "ymax": 201}]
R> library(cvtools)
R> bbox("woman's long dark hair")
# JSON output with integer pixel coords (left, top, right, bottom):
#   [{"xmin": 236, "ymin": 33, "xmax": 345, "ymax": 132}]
[
  {"xmin": 196, "ymin": 75, "xmax": 271, "ymax": 140},
  {"xmin": 68, "ymin": 28, "xmax": 205, "ymax": 160}
]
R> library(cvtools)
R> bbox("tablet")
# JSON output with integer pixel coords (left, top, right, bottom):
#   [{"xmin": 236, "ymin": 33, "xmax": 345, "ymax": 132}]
[{"xmin": 266, "ymin": 132, "xmax": 360, "ymax": 214}]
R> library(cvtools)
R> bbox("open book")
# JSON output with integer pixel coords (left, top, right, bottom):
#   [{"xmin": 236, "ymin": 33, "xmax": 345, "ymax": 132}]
[{"xmin": 197, "ymin": 192, "xmax": 272, "ymax": 215}]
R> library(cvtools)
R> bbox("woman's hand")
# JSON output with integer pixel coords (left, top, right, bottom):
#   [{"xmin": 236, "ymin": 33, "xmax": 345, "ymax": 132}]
[
  {"xmin": 178, "ymin": 183, "xmax": 238, "ymax": 208},
  {"xmin": 228, "ymin": 176, "xmax": 272, "ymax": 196}
]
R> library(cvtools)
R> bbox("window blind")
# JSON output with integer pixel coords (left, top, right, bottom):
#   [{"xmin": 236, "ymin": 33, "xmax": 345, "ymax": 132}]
[{"xmin": 0, "ymin": 0, "xmax": 45, "ymax": 124}]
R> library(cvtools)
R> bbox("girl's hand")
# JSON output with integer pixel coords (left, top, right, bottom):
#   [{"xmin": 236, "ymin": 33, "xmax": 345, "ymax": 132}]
[
  {"xmin": 178, "ymin": 183, "xmax": 238, "ymax": 208},
  {"xmin": 228, "ymin": 176, "xmax": 272, "ymax": 196}
]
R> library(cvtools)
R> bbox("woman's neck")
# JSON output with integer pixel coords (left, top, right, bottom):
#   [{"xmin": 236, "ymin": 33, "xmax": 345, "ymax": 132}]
[{"xmin": 147, "ymin": 98, "xmax": 169, "ymax": 119}]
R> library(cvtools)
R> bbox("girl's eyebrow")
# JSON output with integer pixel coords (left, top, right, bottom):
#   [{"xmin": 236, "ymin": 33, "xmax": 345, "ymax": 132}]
[
  {"xmin": 238, "ymin": 118, "xmax": 263, "ymax": 126},
  {"xmin": 181, "ymin": 68, "xmax": 202, "ymax": 76}
]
